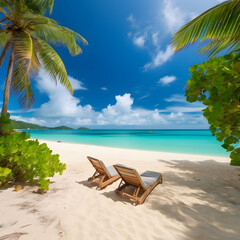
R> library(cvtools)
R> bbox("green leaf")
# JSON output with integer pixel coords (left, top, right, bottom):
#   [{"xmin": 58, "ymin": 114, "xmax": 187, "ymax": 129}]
[
  {"xmin": 0, "ymin": 129, "xmax": 66, "ymax": 191},
  {"xmin": 185, "ymin": 51, "xmax": 240, "ymax": 167},
  {"xmin": 171, "ymin": 0, "xmax": 240, "ymax": 56}
]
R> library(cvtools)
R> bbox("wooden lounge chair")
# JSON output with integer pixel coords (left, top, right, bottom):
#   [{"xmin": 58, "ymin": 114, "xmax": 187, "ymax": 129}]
[
  {"xmin": 87, "ymin": 156, "xmax": 120, "ymax": 189},
  {"xmin": 113, "ymin": 164, "xmax": 162, "ymax": 205}
]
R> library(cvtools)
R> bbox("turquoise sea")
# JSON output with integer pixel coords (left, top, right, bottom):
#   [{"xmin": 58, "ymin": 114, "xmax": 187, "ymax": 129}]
[{"xmin": 24, "ymin": 129, "xmax": 228, "ymax": 157}]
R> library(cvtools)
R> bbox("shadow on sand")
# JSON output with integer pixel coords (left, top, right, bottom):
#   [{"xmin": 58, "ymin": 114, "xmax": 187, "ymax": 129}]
[
  {"xmin": 75, "ymin": 180, "xmax": 99, "ymax": 189},
  {"xmin": 147, "ymin": 159, "xmax": 240, "ymax": 240}
]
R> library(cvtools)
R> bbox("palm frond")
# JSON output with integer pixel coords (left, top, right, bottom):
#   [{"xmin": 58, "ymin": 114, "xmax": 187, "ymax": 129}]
[
  {"xmin": 12, "ymin": 60, "xmax": 35, "ymax": 108},
  {"xmin": 35, "ymin": 24, "xmax": 85, "ymax": 55},
  {"xmin": 0, "ymin": 0, "xmax": 9, "ymax": 8},
  {"xmin": 171, "ymin": 0, "xmax": 240, "ymax": 56},
  {"xmin": 0, "ymin": 6, "xmax": 12, "ymax": 19},
  {"xmin": 36, "ymin": 37, "xmax": 73, "ymax": 94},
  {"xmin": 24, "ymin": 0, "xmax": 55, "ymax": 14},
  {"xmin": 11, "ymin": 31, "xmax": 39, "ymax": 108},
  {"xmin": 22, "ymin": 13, "xmax": 87, "ymax": 55},
  {"xmin": 13, "ymin": 31, "xmax": 39, "ymax": 74},
  {"xmin": 0, "ymin": 31, "xmax": 11, "ymax": 48},
  {"xmin": 199, "ymin": 36, "xmax": 240, "ymax": 56},
  {"xmin": 25, "ymin": 15, "xmax": 87, "ymax": 55}
]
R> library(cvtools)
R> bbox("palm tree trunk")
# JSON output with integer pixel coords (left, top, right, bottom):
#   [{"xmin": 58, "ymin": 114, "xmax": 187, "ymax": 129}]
[
  {"xmin": 0, "ymin": 40, "xmax": 10, "ymax": 69},
  {"xmin": 1, "ymin": 47, "xmax": 14, "ymax": 115}
]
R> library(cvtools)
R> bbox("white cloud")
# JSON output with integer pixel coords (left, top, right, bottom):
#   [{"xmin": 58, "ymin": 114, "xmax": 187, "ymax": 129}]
[
  {"xmin": 68, "ymin": 76, "xmax": 87, "ymax": 90},
  {"xmin": 163, "ymin": 94, "xmax": 205, "ymax": 113},
  {"xmin": 127, "ymin": 14, "xmax": 138, "ymax": 28},
  {"xmin": 152, "ymin": 32, "xmax": 159, "ymax": 48},
  {"xmin": 166, "ymin": 105, "xmax": 204, "ymax": 113},
  {"xmin": 158, "ymin": 75, "xmax": 177, "ymax": 86},
  {"xmin": 165, "ymin": 94, "xmax": 186, "ymax": 102},
  {"xmin": 126, "ymin": 0, "xmax": 222, "ymax": 71},
  {"xmin": 11, "ymin": 115, "xmax": 47, "ymax": 126},
  {"xmin": 138, "ymin": 94, "xmax": 149, "ymax": 100},
  {"xmin": 133, "ymin": 35, "xmax": 146, "ymax": 48},
  {"xmin": 12, "ymin": 90, "xmax": 207, "ymax": 129},
  {"xmin": 162, "ymin": 0, "xmax": 186, "ymax": 33},
  {"xmin": 144, "ymin": 45, "xmax": 174, "ymax": 70},
  {"xmin": 34, "ymin": 70, "xmax": 94, "ymax": 119},
  {"xmin": 10, "ymin": 72, "xmax": 208, "ymax": 128},
  {"xmin": 8, "ymin": 108, "xmax": 37, "ymax": 114},
  {"xmin": 102, "ymin": 94, "xmax": 133, "ymax": 116},
  {"xmin": 101, "ymin": 87, "xmax": 108, "ymax": 91}
]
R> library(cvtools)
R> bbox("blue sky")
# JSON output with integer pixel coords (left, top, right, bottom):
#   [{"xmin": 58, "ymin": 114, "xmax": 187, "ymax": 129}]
[{"xmin": 0, "ymin": 0, "xmax": 223, "ymax": 129}]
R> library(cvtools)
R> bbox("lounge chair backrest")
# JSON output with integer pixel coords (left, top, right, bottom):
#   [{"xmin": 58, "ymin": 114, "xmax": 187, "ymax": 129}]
[
  {"xmin": 87, "ymin": 156, "xmax": 111, "ymax": 178},
  {"xmin": 114, "ymin": 165, "xmax": 146, "ymax": 190}
]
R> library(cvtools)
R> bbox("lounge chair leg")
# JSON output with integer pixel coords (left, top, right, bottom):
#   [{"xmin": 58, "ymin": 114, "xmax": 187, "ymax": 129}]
[
  {"xmin": 99, "ymin": 174, "xmax": 120, "ymax": 189},
  {"xmin": 88, "ymin": 171, "xmax": 101, "ymax": 182},
  {"xmin": 135, "ymin": 186, "xmax": 140, "ymax": 197},
  {"xmin": 116, "ymin": 180, "xmax": 128, "ymax": 191}
]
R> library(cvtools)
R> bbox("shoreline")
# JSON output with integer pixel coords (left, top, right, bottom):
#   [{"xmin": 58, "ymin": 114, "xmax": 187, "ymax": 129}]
[{"xmin": 35, "ymin": 138, "xmax": 228, "ymax": 161}]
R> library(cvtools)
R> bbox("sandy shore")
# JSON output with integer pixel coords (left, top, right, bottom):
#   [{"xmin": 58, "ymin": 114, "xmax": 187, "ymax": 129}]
[{"xmin": 0, "ymin": 140, "xmax": 240, "ymax": 240}]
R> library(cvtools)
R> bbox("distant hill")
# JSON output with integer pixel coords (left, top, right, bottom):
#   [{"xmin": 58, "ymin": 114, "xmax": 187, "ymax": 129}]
[
  {"xmin": 11, "ymin": 120, "xmax": 48, "ymax": 130},
  {"xmin": 50, "ymin": 126, "xmax": 73, "ymax": 130},
  {"xmin": 11, "ymin": 120, "xmax": 73, "ymax": 130},
  {"xmin": 77, "ymin": 127, "xmax": 90, "ymax": 130}
]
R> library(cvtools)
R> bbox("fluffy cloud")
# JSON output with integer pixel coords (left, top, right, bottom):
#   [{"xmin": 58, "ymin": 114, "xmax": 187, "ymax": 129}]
[
  {"xmin": 133, "ymin": 35, "xmax": 146, "ymax": 48},
  {"xmin": 11, "ymin": 115, "xmax": 47, "ymax": 126},
  {"xmin": 34, "ymin": 70, "xmax": 94, "ymax": 121},
  {"xmin": 162, "ymin": 0, "xmax": 186, "ymax": 33},
  {"xmin": 158, "ymin": 75, "xmax": 177, "ymax": 86},
  {"xmin": 144, "ymin": 45, "xmax": 174, "ymax": 70},
  {"xmin": 11, "ymin": 73, "xmax": 208, "ymax": 128}
]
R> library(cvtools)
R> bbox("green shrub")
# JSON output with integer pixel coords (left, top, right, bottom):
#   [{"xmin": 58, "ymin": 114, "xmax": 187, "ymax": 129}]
[
  {"xmin": 0, "ymin": 131, "xmax": 66, "ymax": 191},
  {"xmin": 0, "ymin": 167, "xmax": 12, "ymax": 186},
  {"xmin": 0, "ymin": 113, "xmax": 12, "ymax": 134},
  {"xmin": 185, "ymin": 51, "xmax": 240, "ymax": 166}
]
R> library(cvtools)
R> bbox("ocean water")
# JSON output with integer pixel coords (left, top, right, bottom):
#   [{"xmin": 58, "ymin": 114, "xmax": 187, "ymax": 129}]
[{"xmin": 24, "ymin": 129, "xmax": 228, "ymax": 157}]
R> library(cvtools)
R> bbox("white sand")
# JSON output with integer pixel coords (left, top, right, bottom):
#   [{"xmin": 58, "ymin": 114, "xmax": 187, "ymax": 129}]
[{"xmin": 0, "ymin": 140, "xmax": 240, "ymax": 240}]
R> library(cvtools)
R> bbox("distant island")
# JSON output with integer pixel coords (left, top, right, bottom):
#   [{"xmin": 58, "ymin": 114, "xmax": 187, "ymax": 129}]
[
  {"xmin": 50, "ymin": 126, "xmax": 73, "ymax": 130},
  {"xmin": 77, "ymin": 127, "xmax": 90, "ymax": 130},
  {"xmin": 11, "ymin": 120, "xmax": 89, "ymax": 130}
]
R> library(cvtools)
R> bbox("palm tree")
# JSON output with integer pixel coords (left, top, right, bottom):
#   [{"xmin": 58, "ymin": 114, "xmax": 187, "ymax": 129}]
[
  {"xmin": 171, "ymin": 0, "xmax": 240, "ymax": 56},
  {"xmin": 0, "ymin": 0, "xmax": 87, "ymax": 116}
]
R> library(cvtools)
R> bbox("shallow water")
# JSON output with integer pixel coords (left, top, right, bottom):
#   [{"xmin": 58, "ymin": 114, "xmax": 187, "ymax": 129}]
[{"xmin": 24, "ymin": 129, "xmax": 228, "ymax": 157}]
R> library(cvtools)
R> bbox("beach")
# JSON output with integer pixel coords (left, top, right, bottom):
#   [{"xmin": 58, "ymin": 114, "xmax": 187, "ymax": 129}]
[{"xmin": 0, "ymin": 140, "xmax": 240, "ymax": 240}]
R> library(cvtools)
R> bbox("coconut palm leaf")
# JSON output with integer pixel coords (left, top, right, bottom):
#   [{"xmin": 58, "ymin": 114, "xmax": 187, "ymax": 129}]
[
  {"xmin": 171, "ymin": 0, "xmax": 240, "ymax": 56},
  {"xmin": 0, "ymin": 0, "xmax": 8, "ymax": 8},
  {"xmin": 24, "ymin": 0, "xmax": 55, "ymax": 14},
  {"xmin": 12, "ymin": 61, "xmax": 34, "ymax": 108},
  {"xmin": 0, "ymin": 31, "xmax": 11, "ymax": 48},
  {"xmin": 36, "ymin": 38, "xmax": 73, "ymax": 94},
  {"xmin": 199, "ymin": 36, "xmax": 240, "ymax": 55},
  {"xmin": 23, "ymin": 14, "xmax": 88, "ymax": 55},
  {"xmin": 11, "ymin": 32, "xmax": 39, "ymax": 108},
  {"xmin": 13, "ymin": 31, "xmax": 39, "ymax": 73}
]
